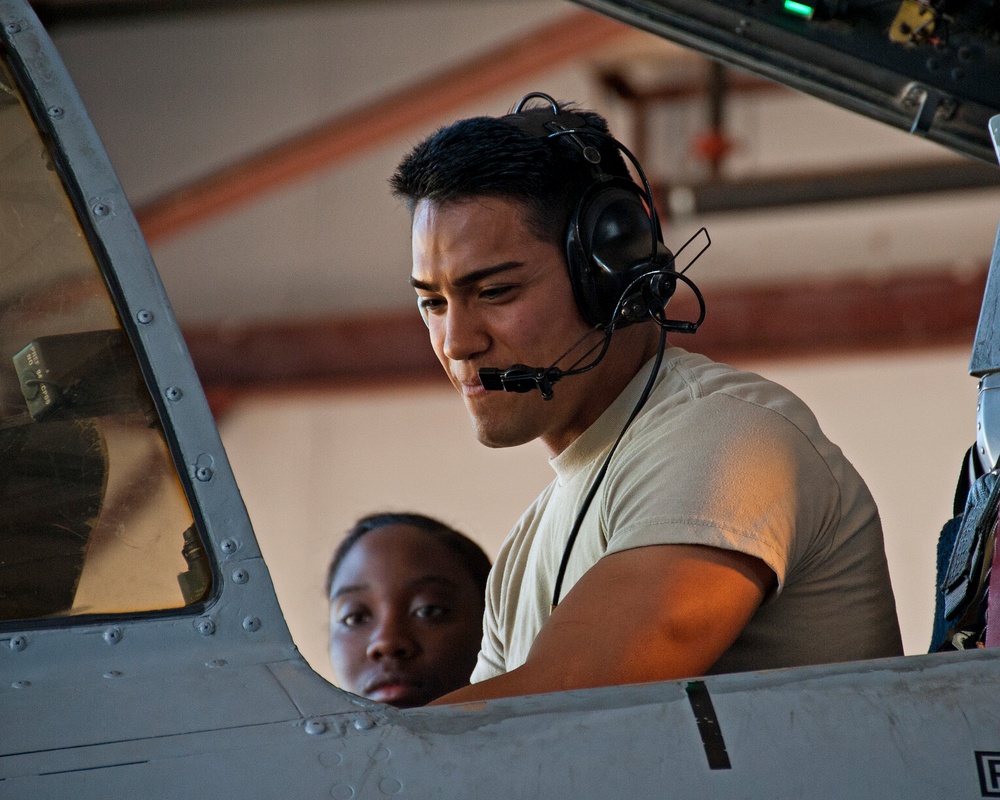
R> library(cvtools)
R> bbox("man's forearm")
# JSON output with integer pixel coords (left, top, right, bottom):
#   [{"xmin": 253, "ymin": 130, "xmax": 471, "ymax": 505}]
[{"xmin": 429, "ymin": 544, "xmax": 773, "ymax": 706}]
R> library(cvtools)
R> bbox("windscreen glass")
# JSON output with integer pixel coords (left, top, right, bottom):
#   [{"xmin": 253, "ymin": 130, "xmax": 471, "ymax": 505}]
[{"xmin": 0, "ymin": 57, "xmax": 209, "ymax": 622}]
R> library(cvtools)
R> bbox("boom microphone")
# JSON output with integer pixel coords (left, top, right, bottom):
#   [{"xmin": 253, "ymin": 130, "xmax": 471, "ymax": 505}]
[{"xmin": 478, "ymin": 364, "xmax": 564, "ymax": 400}]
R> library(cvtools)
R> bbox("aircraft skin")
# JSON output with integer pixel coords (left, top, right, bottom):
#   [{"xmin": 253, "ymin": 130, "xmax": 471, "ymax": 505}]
[{"xmin": 2, "ymin": 1, "xmax": 1000, "ymax": 797}]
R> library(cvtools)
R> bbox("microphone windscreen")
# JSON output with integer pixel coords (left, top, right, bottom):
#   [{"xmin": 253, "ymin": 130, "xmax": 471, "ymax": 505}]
[{"xmin": 478, "ymin": 369, "xmax": 505, "ymax": 390}]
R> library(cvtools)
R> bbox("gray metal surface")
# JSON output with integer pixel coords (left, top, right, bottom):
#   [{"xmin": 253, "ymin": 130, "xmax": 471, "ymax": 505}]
[
  {"xmin": 571, "ymin": 0, "xmax": 1000, "ymax": 164},
  {"xmin": 3, "ymin": 2, "xmax": 1000, "ymax": 798}
]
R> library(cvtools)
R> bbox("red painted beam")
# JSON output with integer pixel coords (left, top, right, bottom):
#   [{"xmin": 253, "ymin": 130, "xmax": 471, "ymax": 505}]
[{"xmin": 184, "ymin": 266, "xmax": 986, "ymax": 416}]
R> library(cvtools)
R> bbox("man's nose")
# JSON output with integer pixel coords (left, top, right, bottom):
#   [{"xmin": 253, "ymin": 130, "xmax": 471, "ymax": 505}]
[
  {"xmin": 441, "ymin": 304, "xmax": 489, "ymax": 362},
  {"xmin": 366, "ymin": 615, "xmax": 419, "ymax": 662}
]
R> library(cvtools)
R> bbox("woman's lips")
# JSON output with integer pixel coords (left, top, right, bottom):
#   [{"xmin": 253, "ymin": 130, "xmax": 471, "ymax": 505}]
[{"xmin": 367, "ymin": 681, "xmax": 423, "ymax": 706}]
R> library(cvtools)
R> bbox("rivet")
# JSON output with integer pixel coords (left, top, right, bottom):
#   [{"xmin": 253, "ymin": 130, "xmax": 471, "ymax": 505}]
[
  {"xmin": 136, "ymin": 309, "xmax": 153, "ymax": 324},
  {"xmin": 242, "ymin": 616, "xmax": 261, "ymax": 632},
  {"xmin": 196, "ymin": 617, "xmax": 216, "ymax": 636},
  {"xmin": 47, "ymin": 106, "xmax": 64, "ymax": 119},
  {"xmin": 305, "ymin": 719, "xmax": 327, "ymax": 736},
  {"xmin": 352, "ymin": 715, "xmax": 376, "ymax": 731},
  {"xmin": 195, "ymin": 465, "xmax": 213, "ymax": 482},
  {"xmin": 103, "ymin": 670, "xmax": 123, "ymax": 679},
  {"xmin": 165, "ymin": 386, "xmax": 183, "ymax": 402},
  {"xmin": 12, "ymin": 680, "xmax": 31, "ymax": 689},
  {"xmin": 92, "ymin": 202, "xmax": 110, "ymax": 217},
  {"xmin": 232, "ymin": 568, "xmax": 249, "ymax": 585},
  {"xmin": 330, "ymin": 784, "xmax": 355, "ymax": 800},
  {"xmin": 5, "ymin": 22, "xmax": 22, "ymax": 34},
  {"xmin": 378, "ymin": 777, "xmax": 403, "ymax": 795},
  {"xmin": 103, "ymin": 626, "xmax": 123, "ymax": 645},
  {"xmin": 9, "ymin": 635, "xmax": 27, "ymax": 652},
  {"xmin": 205, "ymin": 659, "xmax": 227, "ymax": 668},
  {"xmin": 220, "ymin": 538, "xmax": 239, "ymax": 554}
]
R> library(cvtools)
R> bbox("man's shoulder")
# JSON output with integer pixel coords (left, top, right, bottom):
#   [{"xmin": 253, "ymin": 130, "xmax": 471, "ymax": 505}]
[{"xmin": 649, "ymin": 349, "xmax": 819, "ymax": 435}]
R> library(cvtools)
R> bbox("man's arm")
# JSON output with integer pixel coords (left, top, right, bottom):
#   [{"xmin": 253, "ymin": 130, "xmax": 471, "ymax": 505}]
[{"xmin": 429, "ymin": 543, "xmax": 775, "ymax": 705}]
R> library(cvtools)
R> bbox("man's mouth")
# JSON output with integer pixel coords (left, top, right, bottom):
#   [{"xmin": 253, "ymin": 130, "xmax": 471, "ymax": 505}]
[{"xmin": 454, "ymin": 373, "xmax": 489, "ymax": 397}]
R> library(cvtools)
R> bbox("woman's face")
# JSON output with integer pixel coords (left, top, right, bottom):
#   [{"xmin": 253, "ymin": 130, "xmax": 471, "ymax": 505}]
[{"xmin": 328, "ymin": 524, "xmax": 485, "ymax": 707}]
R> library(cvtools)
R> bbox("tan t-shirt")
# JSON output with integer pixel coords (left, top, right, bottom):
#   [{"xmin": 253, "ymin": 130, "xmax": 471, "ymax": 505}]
[{"xmin": 472, "ymin": 348, "xmax": 903, "ymax": 682}]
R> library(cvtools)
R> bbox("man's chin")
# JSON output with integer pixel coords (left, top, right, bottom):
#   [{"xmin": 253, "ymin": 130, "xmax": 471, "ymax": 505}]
[{"xmin": 470, "ymin": 418, "xmax": 537, "ymax": 449}]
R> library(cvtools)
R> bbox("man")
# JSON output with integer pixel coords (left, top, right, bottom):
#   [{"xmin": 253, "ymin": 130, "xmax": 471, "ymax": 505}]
[{"xmin": 390, "ymin": 95, "xmax": 902, "ymax": 704}]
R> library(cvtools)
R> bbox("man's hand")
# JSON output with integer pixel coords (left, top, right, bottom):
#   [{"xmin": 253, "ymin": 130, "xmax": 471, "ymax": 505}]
[{"xmin": 429, "ymin": 543, "xmax": 774, "ymax": 704}]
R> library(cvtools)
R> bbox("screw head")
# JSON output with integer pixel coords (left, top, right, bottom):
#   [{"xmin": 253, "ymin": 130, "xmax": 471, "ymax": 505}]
[
  {"xmin": 47, "ymin": 106, "xmax": 64, "ymax": 119},
  {"xmin": 5, "ymin": 22, "xmax": 22, "ymax": 34},
  {"xmin": 103, "ymin": 626, "xmax": 123, "ymax": 645},
  {"xmin": 136, "ymin": 309, "xmax": 153, "ymax": 324},
  {"xmin": 242, "ymin": 616, "xmax": 261, "ymax": 632},
  {"xmin": 221, "ymin": 538, "xmax": 238, "ymax": 554},
  {"xmin": 232, "ymin": 568, "xmax": 249, "ymax": 585},
  {"xmin": 165, "ymin": 386, "xmax": 183, "ymax": 402},
  {"xmin": 9, "ymin": 635, "xmax": 27, "ymax": 652},
  {"xmin": 92, "ymin": 202, "xmax": 110, "ymax": 217},
  {"xmin": 195, "ymin": 465, "xmax": 213, "ymax": 482},
  {"xmin": 196, "ymin": 618, "xmax": 216, "ymax": 636}
]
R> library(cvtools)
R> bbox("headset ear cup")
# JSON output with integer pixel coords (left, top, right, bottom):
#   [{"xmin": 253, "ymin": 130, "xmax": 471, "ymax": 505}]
[{"xmin": 566, "ymin": 178, "xmax": 661, "ymax": 327}]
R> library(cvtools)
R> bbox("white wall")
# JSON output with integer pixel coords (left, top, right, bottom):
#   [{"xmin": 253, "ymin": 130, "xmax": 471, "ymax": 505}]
[{"xmin": 220, "ymin": 344, "xmax": 978, "ymax": 684}]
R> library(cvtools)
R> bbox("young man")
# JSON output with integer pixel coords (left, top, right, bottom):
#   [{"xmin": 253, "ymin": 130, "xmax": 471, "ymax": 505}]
[{"xmin": 391, "ymin": 96, "xmax": 902, "ymax": 704}]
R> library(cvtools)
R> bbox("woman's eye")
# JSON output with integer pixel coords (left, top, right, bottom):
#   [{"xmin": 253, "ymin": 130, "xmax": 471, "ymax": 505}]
[
  {"xmin": 339, "ymin": 610, "xmax": 369, "ymax": 627},
  {"xmin": 414, "ymin": 605, "xmax": 448, "ymax": 620}
]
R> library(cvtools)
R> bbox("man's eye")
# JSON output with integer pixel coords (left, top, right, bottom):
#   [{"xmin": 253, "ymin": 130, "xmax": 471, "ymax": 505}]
[
  {"xmin": 414, "ymin": 605, "xmax": 448, "ymax": 620},
  {"xmin": 417, "ymin": 296, "xmax": 444, "ymax": 312},
  {"xmin": 480, "ymin": 286, "xmax": 513, "ymax": 301}
]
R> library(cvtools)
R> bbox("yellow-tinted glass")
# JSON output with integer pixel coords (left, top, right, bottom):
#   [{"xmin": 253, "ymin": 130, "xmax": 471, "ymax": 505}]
[{"xmin": 0, "ymin": 58, "xmax": 209, "ymax": 620}]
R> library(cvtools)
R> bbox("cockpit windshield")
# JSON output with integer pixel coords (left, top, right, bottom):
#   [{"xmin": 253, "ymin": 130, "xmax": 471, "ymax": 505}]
[{"xmin": 0, "ymin": 57, "xmax": 208, "ymax": 622}]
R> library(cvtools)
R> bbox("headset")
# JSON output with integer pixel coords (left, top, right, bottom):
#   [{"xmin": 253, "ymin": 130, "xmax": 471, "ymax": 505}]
[{"xmin": 500, "ymin": 91, "xmax": 699, "ymax": 331}]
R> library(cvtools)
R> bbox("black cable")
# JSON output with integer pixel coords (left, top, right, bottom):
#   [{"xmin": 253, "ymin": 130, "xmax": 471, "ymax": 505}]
[{"xmin": 550, "ymin": 323, "xmax": 668, "ymax": 610}]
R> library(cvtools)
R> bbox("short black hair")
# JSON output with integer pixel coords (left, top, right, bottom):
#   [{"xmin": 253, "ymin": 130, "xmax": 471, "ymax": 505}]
[
  {"xmin": 325, "ymin": 512, "xmax": 491, "ymax": 599},
  {"xmin": 389, "ymin": 98, "xmax": 631, "ymax": 248}
]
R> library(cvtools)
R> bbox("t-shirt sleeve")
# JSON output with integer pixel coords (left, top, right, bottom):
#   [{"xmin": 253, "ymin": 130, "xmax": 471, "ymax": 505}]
[
  {"xmin": 470, "ymin": 538, "xmax": 509, "ymax": 683},
  {"xmin": 471, "ymin": 588, "xmax": 504, "ymax": 683},
  {"xmin": 601, "ymin": 393, "xmax": 840, "ymax": 591}
]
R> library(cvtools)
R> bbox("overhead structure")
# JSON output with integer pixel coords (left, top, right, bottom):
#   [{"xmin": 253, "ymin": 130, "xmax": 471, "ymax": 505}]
[{"xmin": 572, "ymin": 0, "xmax": 1000, "ymax": 163}]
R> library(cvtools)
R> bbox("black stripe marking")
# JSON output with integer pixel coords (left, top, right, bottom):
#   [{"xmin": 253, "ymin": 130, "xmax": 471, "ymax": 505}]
[{"xmin": 685, "ymin": 680, "xmax": 732, "ymax": 770}]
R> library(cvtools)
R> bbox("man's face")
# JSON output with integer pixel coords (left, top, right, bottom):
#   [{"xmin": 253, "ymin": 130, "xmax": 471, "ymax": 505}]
[
  {"xmin": 410, "ymin": 196, "xmax": 609, "ymax": 455},
  {"xmin": 328, "ymin": 525, "xmax": 485, "ymax": 708}
]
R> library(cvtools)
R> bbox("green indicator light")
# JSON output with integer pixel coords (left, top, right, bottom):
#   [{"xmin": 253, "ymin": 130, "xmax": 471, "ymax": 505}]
[{"xmin": 783, "ymin": 0, "xmax": 815, "ymax": 18}]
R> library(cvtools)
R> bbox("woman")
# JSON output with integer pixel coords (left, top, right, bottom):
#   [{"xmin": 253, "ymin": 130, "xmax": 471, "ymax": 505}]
[{"xmin": 327, "ymin": 512, "xmax": 490, "ymax": 708}]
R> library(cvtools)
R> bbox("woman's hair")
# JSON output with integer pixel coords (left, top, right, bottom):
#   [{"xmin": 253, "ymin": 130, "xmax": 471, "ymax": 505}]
[{"xmin": 325, "ymin": 512, "xmax": 491, "ymax": 598}]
